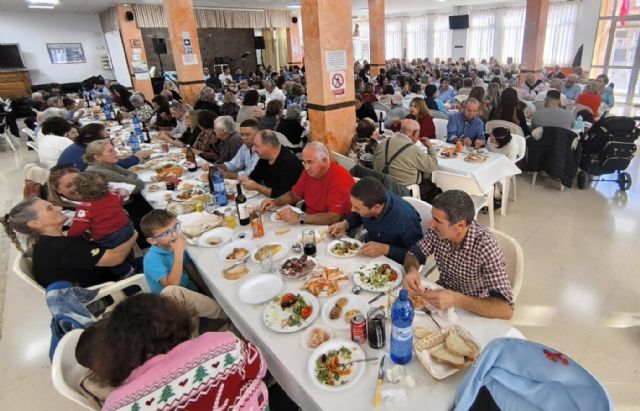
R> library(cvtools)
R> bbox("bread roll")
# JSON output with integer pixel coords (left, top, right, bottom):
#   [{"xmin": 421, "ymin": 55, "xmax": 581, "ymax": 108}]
[
  {"xmin": 445, "ymin": 333, "xmax": 474, "ymax": 357},
  {"xmin": 223, "ymin": 265, "xmax": 249, "ymax": 280},
  {"xmin": 430, "ymin": 347, "xmax": 466, "ymax": 369}
]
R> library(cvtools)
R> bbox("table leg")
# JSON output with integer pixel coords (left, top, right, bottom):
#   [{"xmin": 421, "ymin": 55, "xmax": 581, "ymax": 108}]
[{"xmin": 501, "ymin": 177, "xmax": 510, "ymax": 216}]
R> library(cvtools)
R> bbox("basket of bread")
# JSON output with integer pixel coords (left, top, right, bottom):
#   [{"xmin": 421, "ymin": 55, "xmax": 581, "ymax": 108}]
[{"xmin": 414, "ymin": 325, "xmax": 479, "ymax": 380}]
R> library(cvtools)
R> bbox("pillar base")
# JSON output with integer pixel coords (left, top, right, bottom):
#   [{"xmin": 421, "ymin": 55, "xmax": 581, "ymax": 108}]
[{"xmin": 307, "ymin": 104, "xmax": 356, "ymax": 155}]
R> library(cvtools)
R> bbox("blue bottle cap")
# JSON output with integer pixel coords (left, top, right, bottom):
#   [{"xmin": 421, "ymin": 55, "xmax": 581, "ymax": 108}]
[{"xmin": 399, "ymin": 289, "xmax": 408, "ymax": 300}]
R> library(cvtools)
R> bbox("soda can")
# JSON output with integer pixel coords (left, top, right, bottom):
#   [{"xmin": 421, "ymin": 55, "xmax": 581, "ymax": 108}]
[{"xmin": 350, "ymin": 314, "xmax": 367, "ymax": 345}]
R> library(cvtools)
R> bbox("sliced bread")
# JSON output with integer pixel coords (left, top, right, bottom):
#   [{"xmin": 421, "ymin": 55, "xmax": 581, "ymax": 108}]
[
  {"xmin": 445, "ymin": 332, "xmax": 474, "ymax": 357},
  {"xmin": 430, "ymin": 347, "xmax": 466, "ymax": 369}
]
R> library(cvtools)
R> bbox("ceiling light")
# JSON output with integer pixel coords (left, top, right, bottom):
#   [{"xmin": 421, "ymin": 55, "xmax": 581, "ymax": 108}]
[
  {"xmin": 287, "ymin": 4, "xmax": 301, "ymax": 9},
  {"xmin": 28, "ymin": 5, "xmax": 55, "ymax": 8},
  {"xmin": 27, "ymin": 0, "xmax": 59, "ymax": 4}
]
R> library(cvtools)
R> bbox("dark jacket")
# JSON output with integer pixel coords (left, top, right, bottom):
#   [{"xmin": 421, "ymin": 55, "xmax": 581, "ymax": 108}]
[
  {"xmin": 276, "ymin": 118, "xmax": 306, "ymax": 145},
  {"xmin": 525, "ymin": 127, "xmax": 580, "ymax": 187}
]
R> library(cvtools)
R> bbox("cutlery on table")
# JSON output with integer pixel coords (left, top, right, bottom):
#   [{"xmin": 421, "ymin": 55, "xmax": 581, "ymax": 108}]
[
  {"xmin": 374, "ymin": 356, "xmax": 385, "ymax": 407},
  {"xmin": 420, "ymin": 306, "xmax": 442, "ymax": 330}
]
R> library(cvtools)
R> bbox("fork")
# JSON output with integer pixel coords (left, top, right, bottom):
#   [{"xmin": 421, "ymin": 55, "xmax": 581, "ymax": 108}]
[
  {"xmin": 317, "ymin": 357, "xmax": 379, "ymax": 370},
  {"xmin": 420, "ymin": 307, "xmax": 442, "ymax": 330}
]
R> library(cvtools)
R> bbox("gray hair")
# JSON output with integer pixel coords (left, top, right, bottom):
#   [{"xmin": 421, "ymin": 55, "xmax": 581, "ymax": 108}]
[
  {"xmin": 32, "ymin": 92, "xmax": 43, "ymax": 101},
  {"xmin": 2, "ymin": 197, "xmax": 41, "ymax": 253},
  {"xmin": 303, "ymin": 141, "xmax": 329, "ymax": 160},
  {"xmin": 47, "ymin": 96, "xmax": 61, "ymax": 107},
  {"xmin": 37, "ymin": 108, "xmax": 66, "ymax": 123},
  {"xmin": 201, "ymin": 87, "xmax": 216, "ymax": 100},
  {"xmin": 84, "ymin": 139, "xmax": 110, "ymax": 164},
  {"xmin": 129, "ymin": 93, "xmax": 144, "ymax": 106},
  {"xmin": 432, "ymin": 190, "xmax": 476, "ymax": 225},
  {"xmin": 258, "ymin": 130, "xmax": 280, "ymax": 147},
  {"xmin": 169, "ymin": 101, "xmax": 186, "ymax": 114},
  {"xmin": 464, "ymin": 97, "xmax": 480, "ymax": 108},
  {"xmin": 567, "ymin": 74, "xmax": 578, "ymax": 82},
  {"xmin": 213, "ymin": 115, "xmax": 236, "ymax": 134}
]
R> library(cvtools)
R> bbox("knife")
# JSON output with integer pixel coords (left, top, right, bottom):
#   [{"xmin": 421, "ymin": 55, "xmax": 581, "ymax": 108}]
[
  {"xmin": 374, "ymin": 356, "xmax": 385, "ymax": 407},
  {"xmin": 368, "ymin": 292, "xmax": 385, "ymax": 304}
]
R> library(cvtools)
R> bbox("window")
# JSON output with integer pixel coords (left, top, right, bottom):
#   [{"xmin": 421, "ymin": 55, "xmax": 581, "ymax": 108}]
[
  {"xmin": 500, "ymin": 7, "xmax": 526, "ymax": 63},
  {"xmin": 468, "ymin": 10, "xmax": 496, "ymax": 61},
  {"xmin": 353, "ymin": 21, "xmax": 370, "ymax": 62},
  {"xmin": 386, "ymin": 19, "xmax": 403, "ymax": 59},
  {"xmin": 433, "ymin": 14, "xmax": 451, "ymax": 60},
  {"xmin": 406, "ymin": 15, "xmax": 428, "ymax": 61},
  {"xmin": 543, "ymin": 3, "xmax": 578, "ymax": 65}
]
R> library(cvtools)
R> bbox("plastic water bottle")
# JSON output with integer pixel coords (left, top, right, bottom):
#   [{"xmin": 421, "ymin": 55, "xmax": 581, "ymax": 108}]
[
  {"xmin": 576, "ymin": 115, "xmax": 584, "ymax": 131},
  {"xmin": 132, "ymin": 115, "xmax": 143, "ymax": 140},
  {"xmin": 103, "ymin": 101, "xmax": 113, "ymax": 120},
  {"xmin": 390, "ymin": 289, "xmax": 414, "ymax": 365},
  {"xmin": 129, "ymin": 131, "xmax": 140, "ymax": 153},
  {"xmin": 209, "ymin": 165, "xmax": 228, "ymax": 206}
]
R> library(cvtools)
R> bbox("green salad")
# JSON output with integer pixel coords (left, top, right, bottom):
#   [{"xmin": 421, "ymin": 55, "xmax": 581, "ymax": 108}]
[
  {"xmin": 357, "ymin": 263, "xmax": 398, "ymax": 288},
  {"xmin": 315, "ymin": 347, "xmax": 353, "ymax": 386}
]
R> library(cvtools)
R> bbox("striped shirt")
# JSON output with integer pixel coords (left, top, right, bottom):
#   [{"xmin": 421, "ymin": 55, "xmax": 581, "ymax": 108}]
[{"xmin": 409, "ymin": 221, "xmax": 514, "ymax": 307}]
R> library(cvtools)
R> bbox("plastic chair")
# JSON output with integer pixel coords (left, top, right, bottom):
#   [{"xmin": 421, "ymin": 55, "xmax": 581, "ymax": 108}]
[
  {"xmin": 519, "ymin": 99, "xmax": 536, "ymax": 115},
  {"xmin": 433, "ymin": 118, "xmax": 448, "ymax": 141},
  {"xmin": 0, "ymin": 116, "xmax": 16, "ymax": 152},
  {"xmin": 372, "ymin": 101, "xmax": 391, "ymax": 114},
  {"xmin": 507, "ymin": 134, "xmax": 526, "ymax": 202},
  {"xmin": 490, "ymin": 229, "xmax": 523, "ymax": 300},
  {"xmin": 332, "ymin": 151, "xmax": 356, "ymax": 171},
  {"xmin": 485, "ymin": 119, "xmax": 524, "ymax": 138},
  {"xmin": 274, "ymin": 131, "xmax": 303, "ymax": 150},
  {"xmin": 430, "ymin": 110, "xmax": 449, "ymax": 120},
  {"xmin": 431, "ymin": 170, "xmax": 495, "ymax": 228},
  {"xmin": 51, "ymin": 329, "xmax": 98, "ymax": 410},
  {"xmin": 572, "ymin": 104, "xmax": 594, "ymax": 119},
  {"xmin": 406, "ymin": 183, "xmax": 421, "ymax": 199},
  {"xmin": 27, "ymin": 141, "xmax": 39, "ymax": 152},
  {"xmin": 454, "ymin": 94, "xmax": 468, "ymax": 104},
  {"xmin": 532, "ymin": 100, "xmax": 546, "ymax": 111},
  {"xmin": 402, "ymin": 196, "xmax": 432, "ymax": 233},
  {"xmin": 22, "ymin": 127, "xmax": 37, "ymax": 142}
]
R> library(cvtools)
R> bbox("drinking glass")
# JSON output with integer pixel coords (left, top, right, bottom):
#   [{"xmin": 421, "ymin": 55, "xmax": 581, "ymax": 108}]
[
  {"xmin": 260, "ymin": 246, "xmax": 274, "ymax": 273},
  {"xmin": 302, "ymin": 229, "xmax": 317, "ymax": 256},
  {"xmin": 204, "ymin": 200, "xmax": 217, "ymax": 214}
]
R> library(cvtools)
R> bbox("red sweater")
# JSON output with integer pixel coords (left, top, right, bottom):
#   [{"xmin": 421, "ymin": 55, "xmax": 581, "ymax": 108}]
[
  {"xmin": 67, "ymin": 192, "xmax": 129, "ymax": 240},
  {"xmin": 575, "ymin": 92, "xmax": 602, "ymax": 118}
]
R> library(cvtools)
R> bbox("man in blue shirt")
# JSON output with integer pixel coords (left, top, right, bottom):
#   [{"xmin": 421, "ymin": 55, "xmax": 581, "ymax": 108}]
[
  {"xmin": 435, "ymin": 77, "xmax": 456, "ymax": 103},
  {"xmin": 220, "ymin": 119, "xmax": 259, "ymax": 179},
  {"xmin": 446, "ymin": 98, "xmax": 486, "ymax": 147},
  {"xmin": 328, "ymin": 177, "xmax": 423, "ymax": 264},
  {"xmin": 562, "ymin": 74, "xmax": 582, "ymax": 101}
]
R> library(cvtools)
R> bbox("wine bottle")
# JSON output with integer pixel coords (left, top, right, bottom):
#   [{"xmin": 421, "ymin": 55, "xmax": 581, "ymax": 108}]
[
  {"xmin": 236, "ymin": 183, "xmax": 249, "ymax": 226},
  {"xmin": 185, "ymin": 145, "xmax": 198, "ymax": 172},
  {"xmin": 379, "ymin": 114, "xmax": 384, "ymax": 134}
]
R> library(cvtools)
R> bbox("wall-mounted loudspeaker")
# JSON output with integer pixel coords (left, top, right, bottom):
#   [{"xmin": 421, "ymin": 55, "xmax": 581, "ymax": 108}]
[
  {"xmin": 292, "ymin": 16, "xmax": 298, "ymax": 24},
  {"xmin": 125, "ymin": 11, "xmax": 134, "ymax": 21},
  {"xmin": 152, "ymin": 38, "xmax": 168, "ymax": 55},
  {"xmin": 254, "ymin": 37, "xmax": 266, "ymax": 50}
]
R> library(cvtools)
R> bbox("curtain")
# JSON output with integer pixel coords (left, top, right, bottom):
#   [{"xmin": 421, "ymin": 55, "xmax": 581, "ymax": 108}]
[
  {"xmin": 262, "ymin": 28, "xmax": 289, "ymax": 71},
  {"xmin": 500, "ymin": 7, "xmax": 526, "ymax": 63},
  {"xmin": 543, "ymin": 3, "xmax": 579, "ymax": 65},
  {"xmin": 132, "ymin": 4, "xmax": 167, "ymax": 28},
  {"xmin": 433, "ymin": 14, "xmax": 451, "ymax": 61},
  {"xmin": 406, "ymin": 16, "xmax": 428, "ymax": 61},
  {"xmin": 468, "ymin": 10, "xmax": 496, "ymax": 61},
  {"xmin": 353, "ymin": 21, "xmax": 370, "ymax": 62},
  {"xmin": 386, "ymin": 19, "xmax": 403, "ymax": 59},
  {"xmin": 99, "ymin": 7, "xmax": 118, "ymax": 33}
]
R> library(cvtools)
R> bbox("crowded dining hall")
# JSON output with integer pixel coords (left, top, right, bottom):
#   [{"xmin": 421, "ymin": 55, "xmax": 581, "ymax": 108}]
[{"xmin": 0, "ymin": 0, "xmax": 639, "ymax": 410}]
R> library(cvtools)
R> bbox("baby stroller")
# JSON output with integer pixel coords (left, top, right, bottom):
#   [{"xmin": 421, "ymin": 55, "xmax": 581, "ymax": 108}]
[{"xmin": 576, "ymin": 116, "xmax": 639, "ymax": 191}]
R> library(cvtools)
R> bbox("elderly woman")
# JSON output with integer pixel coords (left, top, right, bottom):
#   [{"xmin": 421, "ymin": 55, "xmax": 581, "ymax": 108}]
[
  {"xmin": 285, "ymin": 82, "xmax": 307, "ymax": 110},
  {"xmin": 596, "ymin": 74, "xmax": 614, "ymax": 110},
  {"xmin": 194, "ymin": 115, "xmax": 243, "ymax": 164},
  {"xmin": 276, "ymin": 104, "xmax": 306, "ymax": 147},
  {"xmin": 236, "ymin": 89, "xmax": 264, "ymax": 124},
  {"xmin": 259, "ymin": 100, "xmax": 283, "ymax": 131},
  {"xmin": 128, "ymin": 93, "xmax": 154, "ymax": 123},
  {"xmin": 349, "ymin": 118, "xmax": 379, "ymax": 166},
  {"xmin": 1, "ymin": 197, "xmax": 137, "ymax": 287},
  {"xmin": 37, "ymin": 116, "xmax": 77, "ymax": 168},
  {"xmin": 219, "ymin": 91, "xmax": 240, "ymax": 120},
  {"xmin": 84, "ymin": 140, "xmax": 144, "ymax": 195}
]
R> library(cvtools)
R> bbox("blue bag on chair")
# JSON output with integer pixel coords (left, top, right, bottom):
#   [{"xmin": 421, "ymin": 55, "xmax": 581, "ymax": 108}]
[
  {"xmin": 46, "ymin": 281, "xmax": 99, "ymax": 361},
  {"xmin": 454, "ymin": 337, "xmax": 613, "ymax": 411}
]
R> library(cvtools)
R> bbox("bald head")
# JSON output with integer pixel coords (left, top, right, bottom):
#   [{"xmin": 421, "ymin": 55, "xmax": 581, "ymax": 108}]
[{"xmin": 400, "ymin": 119, "xmax": 420, "ymax": 143}]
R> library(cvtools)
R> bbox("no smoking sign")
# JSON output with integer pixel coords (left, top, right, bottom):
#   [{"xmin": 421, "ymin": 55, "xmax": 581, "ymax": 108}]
[{"xmin": 330, "ymin": 71, "xmax": 346, "ymax": 97}]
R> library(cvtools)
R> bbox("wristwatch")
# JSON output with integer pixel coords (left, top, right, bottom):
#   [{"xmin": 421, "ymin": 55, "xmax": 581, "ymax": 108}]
[{"xmin": 299, "ymin": 212, "xmax": 306, "ymax": 225}]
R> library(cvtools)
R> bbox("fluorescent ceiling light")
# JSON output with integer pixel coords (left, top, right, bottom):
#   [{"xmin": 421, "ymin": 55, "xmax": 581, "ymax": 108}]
[
  {"xmin": 27, "ymin": 0, "xmax": 59, "ymax": 4},
  {"xmin": 287, "ymin": 3, "xmax": 301, "ymax": 9},
  {"xmin": 28, "ymin": 5, "xmax": 55, "ymax": 8}
]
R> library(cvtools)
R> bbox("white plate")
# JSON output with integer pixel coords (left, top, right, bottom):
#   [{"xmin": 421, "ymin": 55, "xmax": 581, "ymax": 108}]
[
  {"xmin": 270, "ymin": 206, "xmax": 303, "ymax": 224},
  {"xmin": 219, "ymin": 240, "xmax": 256, "ymax": 263},
  {"xmin": 177, "ymin": 179, "xmax": 204, "ymax": 191},
  {"xmin": 238, "ymin": 274, "xmax": 283, "ymax": 305},
  {"xmin": 308, "ymin": 339, "xmax": 366, "ymax": 392},
  {"xmin": 243, "ymin": 189, "xmax": 259, "ymax": 199},
  {"xmin": 262, "ymin": 291, "xmax": 319, "ymax": 333},
  {"xmin": 326, "ymin": 238, "xmax": 363, "ymax": 258},
  {"xmin": 353, "ymin": 261, "xmax": 403, "ymax": 292},
  {"xmin": 321, "ymin": 294, "xmax": 369, "ymax": 330},
  {"xmin": 278, "ymin": 256, "xmax": 318, "ymax": 280},
  {"xmin": 172, "ymin": 189, "xmax": 206, "ymax": 202},
  {"xmin": 197, "ymin": 227, "xmax": 234, "ymax": 247},
  {"xmin": 146, "ymin": 190, "xmax": 173, "ymax": 203},
  {"xmin": 146, "ymin": 182, "xmax": 167, "ymax": 192},
  {"xmin": 251, "ymin": 242, "xmax": 288, "ymax": 263},
  {"xmin": 430, "ymin": 139, "xmax": 444, "ymax": 147},
  {"xmin": 139, "ymin": 171, "xmax": 157, "ymax": 183},
  {"xmin": 300, "ymin": 325, "xmax": 333, "ymax": 351},
  {"xmin": 234, "ymin": 230, "xmax": 253, "ymax": 241}
]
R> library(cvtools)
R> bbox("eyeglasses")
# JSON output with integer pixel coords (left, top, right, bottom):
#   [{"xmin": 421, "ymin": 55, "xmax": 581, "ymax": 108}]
[{"xmin": 152, "ymin": 222, "xmax": 181, "ymax": 238}]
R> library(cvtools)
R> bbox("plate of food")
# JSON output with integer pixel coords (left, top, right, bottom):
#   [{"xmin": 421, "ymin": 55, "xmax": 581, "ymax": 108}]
[
  {"xmin": 439, "ymin": 148, "xmax": 458, "ymax": 159},
  {"xmin": 414, "ymin": 325, "xmax": 480, "ymax": 380},
  {"xmin": 262, "ymin": 291, "xmax": 319, "ymax": 333},
  {"xmin": 251, "ymin": 242, "xmax": 287, "ymax": 263},
  {"xmin": 321, "ymin": 294, "xmax": 369, "ymax": 330},
  {"xmin": 308, "ymin": 339, "xmax": 366, "ymax": 392},
  {"xmin": 155, "ymin": 166, "xmax": 185, "ymax": 182},
  {"xmin": 327, "ymin": 238, "xmax": 363, "ymax": 258},
  {"xmin": 197, "ymin": 173, "xmax": 209, "ymax": 182},
  {"xmin": 302, "ymin": 266, "xmax": 350, "ymax": 297},
  {"xmin": 278, "ymin": 255, "xmax": 318, "ymax": 280},
  {"xmin": 146, "ymin": 182, "xmax": 166, "ymax": 192},
  {"xmin": 300, "ymin": 325, "xmax": 333, "ymax": 351},
  {"xmin": 238, "ymin": 274, "xmax": 283, "ymax": 304},
  {"xmin": 177, "ymin": 179, "xmax": 204, "ymax": 191},
  {"xmin": 219, "ymin": 240, "xmax": 256, "ymax": 263},
  {"xmin": 464, "ymin": 153, "xmax": 488, "ymax": 163},
  {"xmin": 172, "ymin": 189, "xmax": 206, "ymax": 202},
  {"xmin": 146, "ymin": 190, "xmax": 173, "ymax": 203},
  {"xmin": 197, "ymin": 227, "xmax": 234, "ymax": 247},
  {"xmin": 353, "ymin": 262, "xmax": 403, "ymax": 292}
]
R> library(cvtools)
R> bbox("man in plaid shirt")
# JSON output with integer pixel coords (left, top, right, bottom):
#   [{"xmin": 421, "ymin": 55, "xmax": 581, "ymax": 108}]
[{"xmin": 403, "ymin": 190, "xmax": 514, "ymax": 320}]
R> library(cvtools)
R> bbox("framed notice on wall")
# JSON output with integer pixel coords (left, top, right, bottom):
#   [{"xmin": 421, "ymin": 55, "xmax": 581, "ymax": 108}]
[{"xmin": 47, "ymin": 43, "xmax": 86, "ymax": 64}]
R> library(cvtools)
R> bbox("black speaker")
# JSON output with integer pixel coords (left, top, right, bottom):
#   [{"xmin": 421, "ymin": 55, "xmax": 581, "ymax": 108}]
[
  {"xmin": 292, "ymin": 16, "xmax": 298, "ymax": 24},
  {"xmin": 214, "ymin": 57, "xmax": 224, "ymax": 64},
  {"xmin": 152, "ymin": 38, "xmax": 167, "ymax": 55},
  {"xmin": 254, "ymin": 37, "xmax": 265, "ymax": 50},
  {"xmin": 125, "ymin": 11, "xmax": 134, "ymax": 21}
]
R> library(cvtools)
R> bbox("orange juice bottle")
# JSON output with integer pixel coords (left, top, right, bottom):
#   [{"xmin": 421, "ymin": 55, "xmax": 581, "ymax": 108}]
[{"xmin": 456, "ymin": 140, "xmax": 463, "ymax": 153}]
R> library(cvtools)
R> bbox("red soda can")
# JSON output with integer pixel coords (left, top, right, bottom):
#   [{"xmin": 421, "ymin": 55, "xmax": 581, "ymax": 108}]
[{"xmin": 350, "ymin": 314, "xmax": 367, "ymax": 344}]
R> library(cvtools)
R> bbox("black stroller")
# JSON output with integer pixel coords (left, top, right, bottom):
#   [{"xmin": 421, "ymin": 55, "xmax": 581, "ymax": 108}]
[{"xmin": 576, "ymin": 116, "xmax": 639, "ymax": 191}]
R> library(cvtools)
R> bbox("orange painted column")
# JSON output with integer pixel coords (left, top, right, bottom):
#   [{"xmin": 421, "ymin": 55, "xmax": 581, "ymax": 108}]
[
  {"xmin": 301, "ymin": 0, "xmax": 355, "ymax": 155},
  {"xmin": 115, "ymin": 4, "xmax": 154, "ymax": 98},
  {"xmin": 521, "ymin": 0, "xmax": 549, "ymax": 75},
  {"xmin": 368, "ymin": 0, "xmax": 385, "ymax": 77},
  {"xmin": 163, "ymin": 0, "xmax": 205, "ymax": 106},
  {"xmin": 287, "ymin": 17, "xmax": 303, "ymax": 66}
]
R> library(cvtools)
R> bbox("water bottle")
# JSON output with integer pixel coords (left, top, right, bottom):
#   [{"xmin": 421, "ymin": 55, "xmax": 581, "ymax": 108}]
[
  {"xmin": 575, "ymin": 115, "xmax": 584, "ymax": 131},
  {"xmin": 209, "ymin": 165, "xmax": 228, "ymax": 206},
  {"xmin": 390, "ymin": 289, "xmax": 414, "ymax": 365},
  {"xmin": 132, "ymin": 115, "xmax": 143, "ymax": 140},
  {"xmin": 103, "ymin": 101, "xmax": 113, "ymax": 120},
  {"xmin": 129, "ymin": 131, "xmax": 140, "ymax": 153}
]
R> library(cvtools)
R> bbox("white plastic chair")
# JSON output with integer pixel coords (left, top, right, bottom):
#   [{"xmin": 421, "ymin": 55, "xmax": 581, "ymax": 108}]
[
  {"xmin": 572, "ymin": 104, "xmax": 594, "ymax": 119},
  {"xmin": 430, "ymin": 110, "xmax": 449, "ymax": 120},
  {"xmin": 22, "ymin": 127, "xmax": 37, "ymax": 142},
  {"xmin": 519, "ymin": 99, "xmax": 536, "ymax": 115},
  {"xmin": 274, "ymin": 131, "xmax": 303, "ymax": 149},
  {"xmin": 402, "ymin": 196, "xmax": 432, "ymax": 233},
  {"xmin": 485, "ymin": 120, "xmax": 524, "ymax": 138},
  {"xmin": 51, "ymin": 329, "xmax": 98, "ymax": 410},
  {"xmin": 0, "ymin": 116, "xmax": 16, "ymax": 152},
  {"xmin": 433, "ymin": 118, "xmax": 448, "ymax": 141},
  {"xmin": 490, "ymin": 229, "xmax": 523, "ymax": 301},
  {"xmin": 454, "ymin": 94, "xmax": 468, "ymax": 104},
  {"xmin": 372, "ymin": 101, "xmax": 391, "ymax": 114},
  {"xmin": 332, "ymin": 151, "xmax": 356, "ymax": 171},
  {"xmin": 406, "ymin": 184, "xmax": 421, "ymax": 199},
  {"xmin": 532, "ymin": 100, "xmax": 546, "ymax": 111},
  {"xmin": 431, "ymin": 170, "xmax": 495, "ymax": 228},
  {"xmin": 27, "ymin": 141, "xmax": 39, "ymax": 152},
  {"xmin": 507, "ymin": 134, "xmax": 526, "ymax": 202}
]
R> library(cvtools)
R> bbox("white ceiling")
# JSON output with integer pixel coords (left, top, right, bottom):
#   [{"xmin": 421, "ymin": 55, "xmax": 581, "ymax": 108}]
[{"xmin": 0, "ymin": 0, "xmax": 527, "ymax": 15}]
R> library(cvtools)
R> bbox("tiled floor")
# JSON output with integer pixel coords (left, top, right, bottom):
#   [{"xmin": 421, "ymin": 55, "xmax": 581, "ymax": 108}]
[{"xmin": 1, "ymin": 132, "xmax": 639, "ymax": 410}]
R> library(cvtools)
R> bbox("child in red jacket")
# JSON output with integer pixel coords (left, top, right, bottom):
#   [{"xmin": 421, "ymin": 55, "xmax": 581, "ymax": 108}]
[{"xmin": 68, "ymin": 171, "xmax": 137, "ymax": 277}]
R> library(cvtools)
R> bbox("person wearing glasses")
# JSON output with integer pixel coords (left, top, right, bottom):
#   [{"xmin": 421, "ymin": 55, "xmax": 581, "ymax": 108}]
[{"xmin": 141, "ymin": 210, "xmax": 210, "ymax": 295}]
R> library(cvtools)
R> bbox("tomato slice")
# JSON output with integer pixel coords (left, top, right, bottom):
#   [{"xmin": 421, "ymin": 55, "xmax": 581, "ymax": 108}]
[
  {"xmin": 389, "ymin": 272, "xmax": 398, "ymax": 281},
  {"xmin": 301, "ymin": 305, "xmax": 312, "ymax": 319}
]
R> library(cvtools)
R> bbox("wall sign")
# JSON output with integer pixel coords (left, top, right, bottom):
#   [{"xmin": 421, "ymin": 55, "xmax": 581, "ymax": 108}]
[
  {"xmin": 130, "ymin": 39, "xmax": 142, "ymax": 48},
  {"xmin": 47, "ymin": 43, "xmax": 85, "ymax": 64},
  {"xmin": 182, "ymin": 31, "xmax": 193, "ymax": 55},
  {"xmin": 326, "ymin": 50, "xmax": 347, "ymax": 71},
  {"xmin": 330, "ymin": 70, "xmax": 346, "ymax": 97}
]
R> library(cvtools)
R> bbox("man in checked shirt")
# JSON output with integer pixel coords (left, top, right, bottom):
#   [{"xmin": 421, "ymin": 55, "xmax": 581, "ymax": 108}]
[{"xmin": 402, "ymin": 190, "xmax": 514, "ymax": 320}]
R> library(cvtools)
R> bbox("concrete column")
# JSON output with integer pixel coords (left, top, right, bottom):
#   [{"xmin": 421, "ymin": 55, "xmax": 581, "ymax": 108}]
[
  {"xmin": 368, "ymin": 0, "xmax": 385, "ymax": 76},
  {"xmin": 115, "ymin": 4, "xmax": 154, "ymax": 98},
  {"xmin": 163, "ymin": 0, "xmax": 205, "ymax": 106},
  {"xmin": 287, "ymin": 17, "xmax": 304, "ymax": 66},
  {"xmin": 301, "ymin": 0, "xmax": 356, "ymax": 154},
  {"xmin": 521, "ymin": 0, "xmax": 550, "ymax": 74}
]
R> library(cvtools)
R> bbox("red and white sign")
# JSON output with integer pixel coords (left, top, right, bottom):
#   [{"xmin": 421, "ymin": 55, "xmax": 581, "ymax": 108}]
[{"xmin": 330, "ymin": 71, "xmax": 346, "ymax": 97}]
